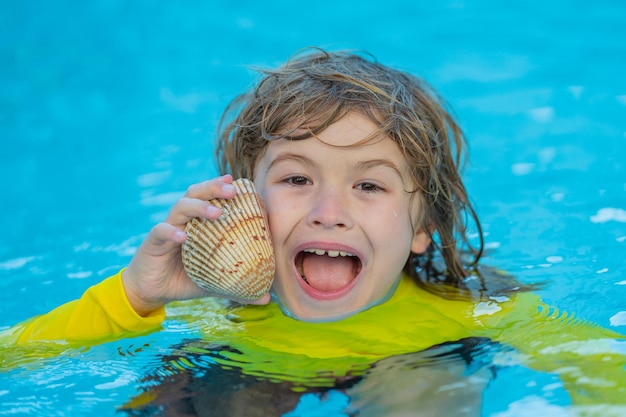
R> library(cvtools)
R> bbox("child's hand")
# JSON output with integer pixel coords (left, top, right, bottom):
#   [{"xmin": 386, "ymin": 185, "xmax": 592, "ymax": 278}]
[{"xmin": 121, "ymin": 174, "xmax": 271, "ymax": 316}]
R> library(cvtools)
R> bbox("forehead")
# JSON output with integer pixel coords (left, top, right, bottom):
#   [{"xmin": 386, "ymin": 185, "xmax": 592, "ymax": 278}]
[
  {"xmin": 250, "ymin": 111, "xmax": 417, "ymax": 184},
  {"xmin": 308, "ymin": 111, "xmax": 382, "ymax": 147},
  {"xmin": 256, "ymin": 114, "xmax": 412, "ymax": 175},
  {"xmin": 269, "ymin": 111, "xmax": 393, "ymax": 152}
]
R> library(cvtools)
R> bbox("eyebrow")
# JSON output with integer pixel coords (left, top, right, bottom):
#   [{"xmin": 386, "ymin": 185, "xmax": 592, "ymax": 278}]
[
  {"xmin": 266, "ymin": 153, "xmax": 315, "ymax": 171},
  {"xmin": 267, "ymin": 153, "xmax": 405, "ymax": 180},
  {"xmin": 354, "ymin": 159, "xmax": 405, "ymax": 180}
]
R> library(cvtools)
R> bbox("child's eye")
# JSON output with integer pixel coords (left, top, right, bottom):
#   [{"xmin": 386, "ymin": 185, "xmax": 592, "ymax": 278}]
[
  {"xmin": 285, "ymin": 175, "xmax": 311, "ymax": 186},
  {"xmin": 356, "ymin": 182, "xmax": 384, "ymax": 193}
]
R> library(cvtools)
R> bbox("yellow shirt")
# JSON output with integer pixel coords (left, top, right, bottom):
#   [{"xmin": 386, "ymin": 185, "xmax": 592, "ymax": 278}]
[{"xmin": 2, "ymin": 269, "xmax": 625, "ymax": 405}]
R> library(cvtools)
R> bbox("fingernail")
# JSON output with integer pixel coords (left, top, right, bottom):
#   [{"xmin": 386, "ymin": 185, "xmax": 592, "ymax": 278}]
[
  {"xmin": 206, "ymin": 206, "xmax": 221, "ymax": 217},
  {"xmin": 223, "ymin": 184, "xmax": 235, "ymax": 193}
]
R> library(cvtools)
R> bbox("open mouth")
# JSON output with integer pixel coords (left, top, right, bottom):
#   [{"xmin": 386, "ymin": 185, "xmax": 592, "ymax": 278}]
[{"xmin": 295, "ymin": 248, "xmax": 362, "ymax": 293}]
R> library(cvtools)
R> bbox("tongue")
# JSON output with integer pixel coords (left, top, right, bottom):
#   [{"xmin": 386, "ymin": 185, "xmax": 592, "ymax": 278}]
[{"xmin": 302, "ymin": 253, "xmax": 355, "ymax": 292}]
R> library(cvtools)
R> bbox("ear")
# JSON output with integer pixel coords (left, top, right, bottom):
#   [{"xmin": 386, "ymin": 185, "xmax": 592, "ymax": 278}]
[{"xmin": 411, "ymin": 230, "xmax": 431, "ymax": 254}]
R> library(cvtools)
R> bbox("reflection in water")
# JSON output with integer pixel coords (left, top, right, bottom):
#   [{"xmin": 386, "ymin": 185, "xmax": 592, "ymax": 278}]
[
  {"xmin": 120, "ymin": 337, "xmax": 498, "ymax": 417},
  {"xmin": 349, "ymin": 340, "xmax": 496, "ymax": 417}
]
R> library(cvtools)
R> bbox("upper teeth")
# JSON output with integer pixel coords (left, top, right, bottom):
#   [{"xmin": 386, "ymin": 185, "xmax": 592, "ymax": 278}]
[{"xmin": 304, "ymin": 248, "xmax": 354, "ymax": 258}]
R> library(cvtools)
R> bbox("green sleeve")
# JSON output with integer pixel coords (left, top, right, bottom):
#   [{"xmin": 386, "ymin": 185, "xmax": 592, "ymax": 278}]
[{"xmin": 487, "ymin": 292, "xmax": 626, "ymax": 406}]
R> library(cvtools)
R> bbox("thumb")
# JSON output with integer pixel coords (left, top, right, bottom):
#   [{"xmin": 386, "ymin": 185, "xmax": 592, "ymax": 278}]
[{"xmin": 143, "ymin": 222, "xmax": 187, "ymax": 256}]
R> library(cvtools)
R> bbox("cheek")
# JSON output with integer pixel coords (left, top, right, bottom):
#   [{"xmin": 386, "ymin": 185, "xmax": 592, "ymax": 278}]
[
  {"xmin": 393, "ymin": 216, "xmax": 415, "ymax": 249},
  {"xmin": 368, "ymin": 206, "xmax": 414, "ymax": 250},
  {"xmin": 263, "ymin": 190, "xmax": 300, "ymax": 240},
  {"xmin": 393, "ymin": 208, "xmax": 418, "ymax": 254},
  {"xmin": 387, "ymin": 200, "xmax": 415, "ymax": 233}
]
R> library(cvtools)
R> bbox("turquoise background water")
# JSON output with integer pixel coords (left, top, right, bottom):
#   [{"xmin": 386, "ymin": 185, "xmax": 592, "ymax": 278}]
[{"xmin": 1, "ymin": 1, "xmax": 625, "ymax": 415}]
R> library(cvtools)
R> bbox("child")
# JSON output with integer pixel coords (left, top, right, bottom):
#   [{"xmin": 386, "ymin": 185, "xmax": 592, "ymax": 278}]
[
  {"xmin": 9, "ymin": 47, "xmax": 486, "ymax": 334},
  {"xmin": 3, "ymin": 49, "xmax": 625, "ymax": 414}
]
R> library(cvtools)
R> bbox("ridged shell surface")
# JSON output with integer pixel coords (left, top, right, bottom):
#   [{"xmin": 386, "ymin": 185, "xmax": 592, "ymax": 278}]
[{"xmin": 182, "ymin": 178, "xmax": 275, "ymax": 300}]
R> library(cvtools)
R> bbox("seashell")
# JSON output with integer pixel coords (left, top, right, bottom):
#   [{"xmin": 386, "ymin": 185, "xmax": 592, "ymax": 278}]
[{"xmin": 181, "ymin": 178, "xmax": 275, "ymax": 300}]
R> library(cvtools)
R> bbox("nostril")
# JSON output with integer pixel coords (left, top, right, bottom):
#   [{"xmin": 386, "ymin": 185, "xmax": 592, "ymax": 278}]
[
  {"xmin": 307, "ymin": 194, "xmax": 352, "ymax": 229},
  {"xmin": 313, "ymin": 220, "xmax": 347, "ymax": 228}
]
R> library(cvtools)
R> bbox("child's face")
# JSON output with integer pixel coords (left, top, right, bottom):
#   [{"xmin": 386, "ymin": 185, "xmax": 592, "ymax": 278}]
[{"xmin": 253, "ymin": 112, "xmax": 431, "ymax": 321}]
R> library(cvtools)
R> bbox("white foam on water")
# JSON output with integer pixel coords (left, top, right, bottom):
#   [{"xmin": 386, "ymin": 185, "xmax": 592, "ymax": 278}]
[
  {"xmin": 546, "ymin": 256, "xmax": 563, "ymax": 263},
  {"xmin": 609, "ymin": 311, "xmax": 626, "ymax": 327},
  {"xmin": 491, "ymin": 396, "xmax": 570, "ymax": 417},
  {"xmin": 67, "ymin": 271, "xmax": 93, "ymax": 279},
  {"xmin": 511, "ymin": 162, "xmax": 535, "ymax": 176},
  {"xmin": 0, "ymin": 256, "xmax": 36, "ymax": 270},
  {"xmin": 528, "ymin": 106, "xmax": 555, "ymax": 123},
  {"xmin": 590, "ymin": 208, "xmax": 626, "ymax": 223},
  {"xmin": 473, "ymin": 301, "xmax": 502, "ymax": 317}
]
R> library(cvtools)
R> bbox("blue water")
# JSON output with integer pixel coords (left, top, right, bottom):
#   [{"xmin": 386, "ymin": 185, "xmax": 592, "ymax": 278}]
[{"xmin": 1, "ymin": 0, "xmax": 625, "ymax": 415}]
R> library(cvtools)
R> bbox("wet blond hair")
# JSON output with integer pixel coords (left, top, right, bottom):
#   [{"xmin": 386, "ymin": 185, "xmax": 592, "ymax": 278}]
[{"xmin": 216, "ymin": 48, "xmax": 489, "ymax": 297}]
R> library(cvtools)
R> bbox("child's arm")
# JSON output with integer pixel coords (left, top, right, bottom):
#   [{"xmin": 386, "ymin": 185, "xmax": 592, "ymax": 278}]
[
  {"xmin": 2, "ymin": 269, "xmax": 164, "ymax": 345},
  {"xmin": 4, "ymin": 175, "xmax": 270, "ymax": 345},
  {"xmin": 490, "ymin": 292, "xmax": 626, "ymax": 406}
]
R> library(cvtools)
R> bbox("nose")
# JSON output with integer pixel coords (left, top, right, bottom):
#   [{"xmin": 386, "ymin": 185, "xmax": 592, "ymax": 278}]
[{"xmin": 306, "ymin": 186, "xmax": 353, "ymax": 229}]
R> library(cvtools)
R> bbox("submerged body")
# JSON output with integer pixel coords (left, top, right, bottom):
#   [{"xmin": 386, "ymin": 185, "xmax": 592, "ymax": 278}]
[{"xmin": 3, "ymin": 269, "xmax": 625, "ymax": 415}]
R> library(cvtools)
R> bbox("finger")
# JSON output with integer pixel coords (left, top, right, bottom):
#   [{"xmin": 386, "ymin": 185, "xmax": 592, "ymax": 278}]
[
  {"xmin": 146, "ymin": 222, "xmax": 187, "ymax": 250},
  {"xmin": 228, "ymin": 292, "xmax": 272, "ymax": 305},
  {"xmin": 165, "ymin": 197, "xmax": 223, "ymax": 228},
  {"xmin": 184, "ymin": 175, "xmax": 236, "ymax": 201},
  {"xmin": 248, "ymin": 292, "xmax": 271, "ymax": 305},
  {"xmin": 166, "ymin": 176, "xmax": 239, "ymax": 227}
]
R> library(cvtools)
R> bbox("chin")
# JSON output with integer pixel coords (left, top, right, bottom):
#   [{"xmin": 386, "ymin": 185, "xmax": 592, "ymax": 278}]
[
  {"xmin": 276, "ymin": 291, "xmax": 389, "ymax": 323},
  {"xmin": 271, "ymin": 271, "xmax": 401, "ymax": 322},
  {"xmin": 282, "ymin": 304, "xmax": 364, "ymax": 322}
]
